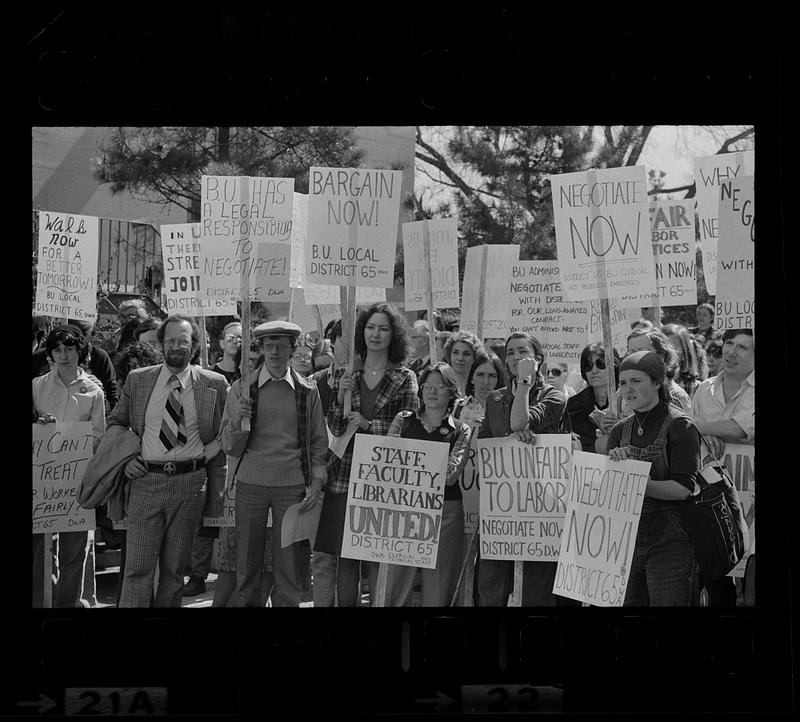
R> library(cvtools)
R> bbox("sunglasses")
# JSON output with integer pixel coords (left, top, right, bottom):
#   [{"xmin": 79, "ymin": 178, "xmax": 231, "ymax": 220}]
[
  {"xmin": 224, "ymin": 334, "xmax": 242, "ymax": 343},
  {"xmin": 581, "ymin": 357, "xmax": 607, "ymax": 372},
  {"xmin": 547, "ymin": 368, "xmax": 563, "ymax": 377}
]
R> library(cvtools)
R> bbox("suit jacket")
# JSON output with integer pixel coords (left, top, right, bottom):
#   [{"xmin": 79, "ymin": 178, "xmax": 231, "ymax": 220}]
[{"xmin": 107, "ymin": 364, "xmax": 229, "ymax": 517}]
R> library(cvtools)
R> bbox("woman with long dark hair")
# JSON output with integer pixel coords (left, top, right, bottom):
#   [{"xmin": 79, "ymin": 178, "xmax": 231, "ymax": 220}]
[{"xmin": 312, "ymin": 303, "xmax": 419, "ymax": 606}]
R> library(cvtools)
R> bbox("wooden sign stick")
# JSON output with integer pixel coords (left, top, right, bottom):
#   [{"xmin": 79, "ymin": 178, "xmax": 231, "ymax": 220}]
[
  {"xmin": 43, "ymin": 534, "xmax": 52, "ymax": 608},
  {"xmin": 239, "ymin": 177, "xmax": 252, "ymax": 432},
  {"xmin": 313, "ymin": 303, "xmax": 325, "ymax": 341},
  {"xmin": 510, "ymin": 561, "xmax": 524, "ymax": 607},
  {"xmin": 476, "ymin": 244, "xmax": 488, "ymax": 342},
  {"xmin": 373, "ymin": 562, "xmax": 389, "ymax": 607},
  {"xmin": 198, "ymin": 318, "xmax": 209, "ymax": 368},
  {"xmin": 422, "ymin": 220, "xmax": 438, "ymax": 364},
  {"xmin": 451, "ymin": 526, "xmax": 479, "ymax": 607},
  {"xmin": 288, "ymin": 286, "xmax": 295, "ymax": 323}
]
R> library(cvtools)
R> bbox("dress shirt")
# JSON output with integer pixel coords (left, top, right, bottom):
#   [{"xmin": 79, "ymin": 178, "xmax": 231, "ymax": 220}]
[
  {"xmin": 691, "ymin": 369, "xmax": 755, "ymax": 442},
  {"xmin": 32, "ymin": 369, "xmax": 105, "ymax": 444}
]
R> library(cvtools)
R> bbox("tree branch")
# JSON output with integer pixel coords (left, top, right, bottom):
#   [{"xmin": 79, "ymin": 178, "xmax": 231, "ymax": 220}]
[{"xmin": 718, "ymin": 127, "xmax": 755, "ymax": 153}]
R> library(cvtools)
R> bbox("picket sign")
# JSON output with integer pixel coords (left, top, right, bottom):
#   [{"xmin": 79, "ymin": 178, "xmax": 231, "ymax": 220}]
[
  {"xmin": 312, "ymin": 303, "xmax": 325, "ymax": 340},
  {"xmin": 239, "ymin": 178, "xmax": 252, "ymax": 432},
  {"xmin": 422, "ymin": 221, "xmax": 439, "ymax": 364}
]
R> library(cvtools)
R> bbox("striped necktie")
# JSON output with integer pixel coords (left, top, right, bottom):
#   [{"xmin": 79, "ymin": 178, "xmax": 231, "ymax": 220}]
[{"xmin": 159, "ymin": 374, "xmax": 187, "ymax": 451}]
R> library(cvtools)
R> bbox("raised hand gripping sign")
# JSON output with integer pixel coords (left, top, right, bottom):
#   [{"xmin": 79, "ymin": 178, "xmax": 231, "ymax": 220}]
[
  {"xmin": 341, "ymin": 434, "xmax": 449, "ymax": 569},
  {"xmin": 553, "ymin": 451, "xmax": 651, "ymax": 607}
]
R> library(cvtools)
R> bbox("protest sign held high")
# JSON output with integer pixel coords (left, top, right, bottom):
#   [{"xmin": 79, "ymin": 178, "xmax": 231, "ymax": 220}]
[
  {"xmin": 35, "ymin": 211, "xmax": 99, "ymax": 321},
  {"xmin": 475, "ymin": 436, "xmax": 572, "ymax": 562},
  {"xmin": 693, "ymin": 151, "xmax": 755, "ymax": 296},
  {"xmin": 160, "ymin": 223, "xmax": 236, "ymax": 315},
  {"xmin": 620, "ymin": 200, "xmax": 697, "ymax": 307},
  {"xmin": 722, "ymin": 443, "xmax": 754, "ymax": 578},
  {"xmin": 33, "ymin": 422, "xmax": 96, "ymax": 533},
  {"xmin": 715, "ymin": 175, "xmax": 755, "ymax": 331},
  {"xmin": 507, "ymin": 261, "xmax": 632, "ymax": 364},
  {"xmin": 305, "ymin": 167, "xmax": 403, "ymax": 287},
  {"xmin": 461, "ymin": 244, "xmax": 519, "ymax": 339},
  {"xmin": 302, "ymin": 283, "xmax": 386, "ymax": 306},
  {"xmin": 550, "ymin": 166, "xmax": 656, "ymax": 302},
  {"xmin": 402, "ymin": 219, "xmax": 459, "ymax": 311},
  {"xmin": 200, "ymin": 175, "xmax": 295, "ymax": 302},
  {"xmin": 342, "ymin": 434, "xmax": 449, "ymax": 569},
  {"xmin": 553, "ymin": 451, "xmax": 650, "ymax": 607}
]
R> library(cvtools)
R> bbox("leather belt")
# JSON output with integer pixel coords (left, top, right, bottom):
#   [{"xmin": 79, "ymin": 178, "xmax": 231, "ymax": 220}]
[{"xmin": 144, "ymin": 458, "xmax": 206, "ymax": 476}]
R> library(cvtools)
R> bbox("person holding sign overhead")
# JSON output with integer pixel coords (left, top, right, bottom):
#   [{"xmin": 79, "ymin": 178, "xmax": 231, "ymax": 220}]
[
  {"xmin": 475, "ymin": 331, "xmax": 572, "ymax": 607},
  {"xmin": 606, "ymin": 350, "xmax": 702, "ymax": 606},
  {"xmin": 384, "ymin": 363, "xmax": 473, "ymax": 606},
  {"xmin": 221, "ymin": 320, "xmax": 328, "ymax": 607},
  {"xmin": 313, "ymin": 302, "xmax": 419, "ymax": 606},
  {"xmin": 33, "ymin": 325, "xmax": 106, "ymax": 607}
]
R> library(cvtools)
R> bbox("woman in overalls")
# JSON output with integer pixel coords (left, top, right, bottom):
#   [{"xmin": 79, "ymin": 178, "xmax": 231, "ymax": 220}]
[{"xmin": 606, "ymin": 350, "xmax": 702, "ymax": 606}]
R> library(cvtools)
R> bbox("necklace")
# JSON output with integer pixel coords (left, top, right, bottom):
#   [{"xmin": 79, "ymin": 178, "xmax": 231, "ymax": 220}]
[
  {"xmin": 633, "ymin": 407, "xmax": 655, "ymax": 436},
  {"xmin": 364, "ymin": 366, "xmax": 386, "ymax": 377}
]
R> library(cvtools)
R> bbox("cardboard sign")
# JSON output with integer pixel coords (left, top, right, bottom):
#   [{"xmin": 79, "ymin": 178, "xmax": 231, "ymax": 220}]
[
  {"xmin": 402, "ymin": 219, "xmax": 460, "ymax": 310},
  {"xmin": 34, "ymin": 211, "xmax": 99, "ymax": 321},
  {"xmin": 32, "ymin": 422, "xmax": 96, "ymax": 533},
  {"xmin": 553, "ymin": 451, "xmax": 650, "ymax": 607},
  {"xmin": 341, "ymin": 434, "xmax": 449, "ymax": 569},
  {"xmin": 507, "ymin": 261, "xmax": 631, "ymax": 363},
  {"xmin": 474, "ymin": 435, "xmax": 572, "ymax": 562},
  {"xmin": 200, "ymin": 175, "xmax": 295, "ymax": 302},
  {"xmin": 715, "ymin": 176, "xmax": 755, "ymax": 332},
  {"xmin": 302, "ymin": 283, "xmax": 386, "ymax": 306},
  {"xmin": 305, "ymin": 167, "xmax": 403, "ymax": 287},
  {"xmin": 550, "ymin": 166, "xmax": 656, "ymax": 302},
  {"xmin": 203, "ymin": 472, "xmax": 236, "ymax": 528},
  {"xmin": 460, "ymin": 244, "xmax": 519, "ymax": 339},
  {"xmin": 160, "ymin": 223, "xmax": 236, "ymax": 315},
  {"xmin": 693, "ymin": 151, "xmax": 755, "ymax": 296},
  {"xmin": 620, "ymin": 200, "xmax": 697, "ymax": 306},
  {"xmin": 722, "ymin": 443, "xmax": 754, "ymax": 578},
  {"xmin": 290, "ymin": 192, "xmax": 308, "ymax": 288}
]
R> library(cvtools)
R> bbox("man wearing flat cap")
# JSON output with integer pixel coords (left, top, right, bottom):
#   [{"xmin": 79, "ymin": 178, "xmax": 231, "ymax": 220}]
[
  {"xmin": 108, "ymin": 314, "xmax": 228, "ymax": 607},
  {"xmin": 221, "ymin": 320, "xmax": 329, "ymax": 607}
]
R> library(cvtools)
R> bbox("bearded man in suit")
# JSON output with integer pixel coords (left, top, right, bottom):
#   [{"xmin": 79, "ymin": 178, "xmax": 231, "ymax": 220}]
[{"xmin": 108, "ymin": 314, "xmax": 228, "ymax": 607}]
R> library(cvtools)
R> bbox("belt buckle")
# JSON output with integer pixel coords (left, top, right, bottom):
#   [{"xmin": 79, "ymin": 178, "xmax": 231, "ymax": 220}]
[{"xmin": 163, "ymin": 461, "xmax": 177, "ymax": 476}]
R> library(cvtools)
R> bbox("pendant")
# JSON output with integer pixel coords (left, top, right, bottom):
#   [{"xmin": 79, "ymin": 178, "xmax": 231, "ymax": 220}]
[{"xmin": 637, "ymin": 426, "xmax": 644, "ymax": 436}]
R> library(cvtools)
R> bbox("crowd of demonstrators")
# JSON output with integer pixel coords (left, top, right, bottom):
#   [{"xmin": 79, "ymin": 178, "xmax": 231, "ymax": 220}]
[
  {"xmin": 475, "ymin": 332, "xmax": 575, "ymax": 607},
  {"xmin": 33, "ymin": 325, "xmax": 106, "ymax": 607},
  {"xmin": 33, "ymin": 297, "xmax": 752, "ymax": 608},
  {"xmin": 607, "ymin": 350, "xmax": 703, "ymax": 606},
  {"xmin": 443, "ymin": 331, "xmax": 485, "ymax": 396},
  {"xmin": 385, "ymin": 363, "xmax": 473, "ymax": 606},
  {"xmin": 312, "ymin": 303, "xmax": 420, "ymax": 607}
]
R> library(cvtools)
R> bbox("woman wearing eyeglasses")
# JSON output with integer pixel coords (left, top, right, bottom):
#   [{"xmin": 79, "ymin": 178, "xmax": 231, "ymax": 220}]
[
  {"xmin": 383, "ymin": 363, "xmax": 473, "ymax": 606},
  {"xmin": 566, "ymin": 342, "xmax": 621, "ymax": 453},
  {"xmin": 475, "ymin": 332, "xmax": 572, "ymax": 607}
]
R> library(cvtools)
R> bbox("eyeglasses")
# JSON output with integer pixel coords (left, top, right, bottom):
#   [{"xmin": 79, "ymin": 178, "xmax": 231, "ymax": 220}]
[
  {"xmin": 263, "ymin": 342, "xmax": 292, "ymax": 352},
  {"xmin": 421, "ymin": 383, "xmax": 448, "ymax": 393},
  {"xmin": 581, "ymin": 357, "xmax": 606, "ymax": 372},
  {"xmin": 225, "ymin": 334, "xmax": 242, "ymax": 343},
  {"xmin": 547, "ymin": 368, "xmax": 563, "ymax": 377}
]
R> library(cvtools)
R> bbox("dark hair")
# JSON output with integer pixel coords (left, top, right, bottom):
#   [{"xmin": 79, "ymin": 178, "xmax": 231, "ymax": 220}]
[
  {"xmin": 66, "ymin": 318, "xmax": 94, "ymax": 337},
  {"xmin": 465, "ymin": 352, "xmax": 506, "ymax": 396},
  {"xmin": 133, "ymin": 316, "xmax": 163, "ymax": 341},
  {"xmin": 443, "ymin": 331, "xmax": 485, "ymax": 364},
  {"xmin": 704, "ymin": 337, "xmax": 724, "ymax": 358},
  {"xmin": 115, "ymin": 341, "xmax": 164, "ymax": 385},
  {"xmin": 579, "ymin": 342, "xmax": 621, "ymax": 382},
  {"xmin": 46, "ymin": 325, "xmax": 89, "ymax": 364},
  {"xmin": 661, "ymin": 323, "xmax": 706, "ymax": 383},
  {"xmin": 503, "ymin": 332, "xmax": 545, "ymax": 382},
  {"xmin": 157, "ymin": 314, "xmax": 200, "ymax": 345},
  {"xmin": 697, "ymin": 302, "xmax": 715, "ymax": 317},
  {"xmin": 354, "ymin": 303, "xmax": 409, "ymax": 364},
  {"xmin": 626, "ymin": 327, "xmax": 680, "ymax": 381},
  {"xmin": 721, "ymin": 328, "xmax": 754, "ymax": 344},
  {"xmin": 324, "ymin": 319, "xmax": 342, "ymax": 344},
  {"xmin": 418, "ymin": 362, "xmax": 462, "ymax": 412}
]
